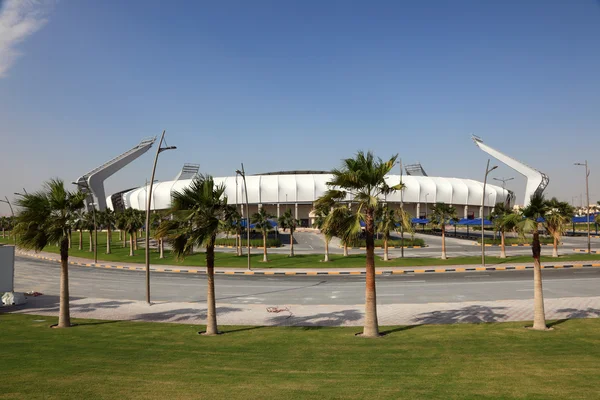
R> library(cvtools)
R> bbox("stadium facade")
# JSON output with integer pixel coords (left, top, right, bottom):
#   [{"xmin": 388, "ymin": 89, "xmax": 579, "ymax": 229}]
[{"xmin": 106, "ymin": 169, "xmax": 512, "ymax": 227}]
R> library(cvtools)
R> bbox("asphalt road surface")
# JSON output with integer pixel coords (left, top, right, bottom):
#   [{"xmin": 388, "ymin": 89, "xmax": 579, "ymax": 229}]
[{"xmin": 15, "ymin": 256, "xmax": 600, "ymax": 306}]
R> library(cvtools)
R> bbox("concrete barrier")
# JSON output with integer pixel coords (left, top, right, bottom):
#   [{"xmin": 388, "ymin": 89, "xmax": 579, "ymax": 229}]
[{"xmin": 0, "ymin": 245, "xmax": 15, "ymax": 292}]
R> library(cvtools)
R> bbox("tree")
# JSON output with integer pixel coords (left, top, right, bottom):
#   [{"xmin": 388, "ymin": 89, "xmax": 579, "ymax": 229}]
[
  {"xmin": 427, "ymin": 203, "xmax": 457, "ymax": 260},
  {"xmin": 518, "ymin": 193, "xmax": 550, "ymax": 331},
  {"xmin": 157, "ymin": 175, "xmax": 233, "ymax": 335},
  {"xmin": 14, "ymin": 179, "xmax": 85, "ymax": 328},
  {"xmin": 99, "ymin": 209, "xmax": 116, "ymax": 254},
  {"xmin": 278, "ymin": 209, "xmax": 299, "ymax": 257},
  {"xmin": 312, "ymin": 206, "xmax": 333, "ymax": 262},
  {"xmin": 115, "ymin": 211, "xmax": 127, "ymax": 248},
  {"xmin": 251, "ymin": 207, "xmax": 275, "ymax": 262},
  {"xmin": 1, "ymin": 216, "xmax": 7, "ymax": 238},
  {"xmin": 122, "ymin": 208, "xmax": 143, "ymax": 256},
  {"xmin": 376, "ymin": 204, "xmax": 413, "ymax": 261},
  {"xmin": 315, "ymin": 151, "xmax": 402, "ymax": 338},
  {"xmin": 82, "ymin": 211, "xmax": 95, "ymax": 252},
  {"xmin": 544, "ymin": 198, "xmax": 574, "ymax": 258},
  {"xmin": 490, "ymin": 203, "xmax": 520, "ymax": 259},
  {"xmin": 71, "ymin": 209, "xmax": 85, "ymax": 251}
]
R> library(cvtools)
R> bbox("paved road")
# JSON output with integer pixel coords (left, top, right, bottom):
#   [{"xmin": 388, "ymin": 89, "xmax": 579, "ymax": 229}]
[{"xmin": 15, "ymin": 256, "xmax": 600, "ymax": 305}]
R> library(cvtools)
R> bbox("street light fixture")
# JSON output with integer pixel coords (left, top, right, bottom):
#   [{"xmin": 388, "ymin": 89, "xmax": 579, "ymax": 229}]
[
  {"xmin": 574, "ymin": 161, "xmax": 591, "ymax": 254},
  {"xmin": 236, "ymin": 164, "xmax": 251, "ymax": 271},
  {"xmin": 145, "ymin": 130, "xmax": 176, "ymax": 305},
  {"xmin": 482, "ymin": 160, "xmax": 498, "ymax": 267},
  {"xmin": 493, "ymin": 177, "xmax": 514, "ymax": 191}
]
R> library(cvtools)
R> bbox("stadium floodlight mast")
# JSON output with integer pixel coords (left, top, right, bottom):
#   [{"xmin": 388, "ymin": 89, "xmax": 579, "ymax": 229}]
[
  {"xmin": 236, "ymin": 164, "xmax": 251, "ymax": 271},
  {"xmin": 574, "ymin": 161, "xmax": 591, "ymax": 254},
  {"xmin": 145, "ymin": 130, "xmax": 176, "ymax": 305},
  {"xmin": 481, "ymin": 159, "xmax": 498, "ymax": 267},
  {"xmin": 493, "ymin": 177, "xmax": 514, "ymax": 190}
]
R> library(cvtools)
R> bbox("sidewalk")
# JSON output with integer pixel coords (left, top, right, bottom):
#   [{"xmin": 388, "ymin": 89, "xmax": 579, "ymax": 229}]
[
  {"xmin": 4, "ymin": 294, "xmax": 600, "ymax": 326},
  {"xmin": 16, "ymin": 249, "xmax": 600, "ymax": 276}
]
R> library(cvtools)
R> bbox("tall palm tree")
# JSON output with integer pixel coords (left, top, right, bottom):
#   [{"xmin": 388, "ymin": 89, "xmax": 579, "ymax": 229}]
[
  {"xmin": 278, "ymin": 209, "xmax": 298, "ymax": 257},
  {"xmin": 115, "ymin": 211, "xmax": 127, "ymax": 248},
  {"xmin": 312, "ymin": 206, "xmax": 333, "ymax": 262},
  {"xmin": 82, "ymin": 211, "xmax": 95, "ymax": 252},
  {"xmin": 519, "ymin": 193, "xmax": 550, "ymax": 331},
  {"xmin": 376, "ymin": 204, "xmax": 413, "ymax": 261},
  {"xmin": 316, "ymin": 151, "xmax": 402, "ymax": 338},
  {"xmin": 71, "ymin": 209, "xmax": 85, "ymax": 251},
  {"xmin": 251, "ymin": 207, "xmax": 274, "ymax": 262},
  {"xmin": 544, "ymin": 198, "xmax": 573, "ymax": 258},
  {"xmin": 14, "ymin": 179, "xmax": 85, "ymax": 328},
  {"xmin": 428, "ymin": 203, "xmax": 457, "ymax": 260},
  {"xmin": 157, "ymin": 175, "xmax": 233, "ymax": 336},
  {"xmin": 100, "ymin": 208, "xmax": 116, "ymax": 254},
  {"xmin": 491, "ymin": 203, "xmax": 520, "ymax": 259}
]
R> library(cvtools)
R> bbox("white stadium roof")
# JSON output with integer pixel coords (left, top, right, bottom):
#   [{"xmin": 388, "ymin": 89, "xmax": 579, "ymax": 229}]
[{"xmin": 112, "ymin": 173, "xmax": 510, "ymax": 211}]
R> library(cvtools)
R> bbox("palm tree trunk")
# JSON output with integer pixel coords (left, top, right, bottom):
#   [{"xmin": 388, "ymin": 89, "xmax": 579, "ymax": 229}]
[
  {"xmin": 363, "ymin": 208, "xmax": 379, "ymax": 337},
  {"xmin": 106, "ymin": 228, "xmax": 111, "ymax": 254},
  {"xmin": 119, "ymin": 230, "xmax": 122, "ymax": 241},
  {"xmin": 204, "ymin": 241, "xmax": 219, "ymax": 335},
  {"xmin": 78, "ymin": 230, "xmax": 83, "ymax": 250},
  {"xmin": 159, "ymin": 238, "xmax": 164, "ymax": 258},
  {"xmin": 263, "ymin": 231, "xmax": 268, "ymax": 262},
  {"xmin": 68, "ymin": 230, "xmax": 72, "ymax": 249},
  {"xmin": 343, "ymin": 243, "xmax": 348, "ymax": 257},
  {"xmin": 552, "ymin": 237, "xmax": 558, "ymax": 258},
  {"xmin": 289, "ymin": 230, "xmax": 294, "ymax": 257},
  {"xmin": 500, "ymin": 231, "xmax": 506, "ymax": 258},
  {"xmin": 532, "ymin": 229, "xmax": 547, "ymax": 330},
  {"xmin": 324, "ymin": 239, "xmax": 330, "ymax": 262},
  {"xmin": 2, "ymin": 228, "xmax": 4, "ymax": 238},
  {"xmin": 123, "ymin": 232, "xmax": 126, "ymax": 248},
  {"xmin": 134, "ymin": 233, "xmax": 138, "ymax": 250},
  {"xmin": 88, "ymin": 232, "xmax": 93, "ymax": 252},
  {"xmin": 129, "ymin": 233, "xmax": 134, "ymax": 256},
  {"xmin": 57, "ymin": 238, "xmax": 71, "ymax": 328},
  {"xmin": 441, "ymin": 225, "xmax": 447, "ymax": 260},
  {"xmin": 383, "ymin": 236, "xmax": 389, "ymax": 261}
]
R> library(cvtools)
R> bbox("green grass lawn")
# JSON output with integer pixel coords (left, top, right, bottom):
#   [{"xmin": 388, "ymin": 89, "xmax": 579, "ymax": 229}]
[
  {"xmin": 1, "ymin": 313, "xmax": 599, "ymax": 399},
  {"xmin": 2, "ymin": 233, "xmax": 599, "ymax": 268}
]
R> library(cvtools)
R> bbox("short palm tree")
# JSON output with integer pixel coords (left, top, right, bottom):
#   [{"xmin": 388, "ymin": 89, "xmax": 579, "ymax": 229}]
[
  {"xmin": 1, "ymin": 216, "xmax": 7, "ymax": 238},
  {"xmin": 376, "ymin": 204, "xmax": 413, "ymax": 261},
  {"xmin": 14, "ymin": 179, "xmax": 85, "ymax": 328},
  {"xmin": 278, "ymin": 209, "xmax": 298, "ymax": 257},
  {"xmin": 491, "ymin": 203, "xmax": 520, "ymax": 259},
  {"xmin": 316, "ymin": 151, "xmax": 403, "ymax": 338},
  {"xmin": 251, "ymin": 207, "xmax": 275, "ymax": 262},
  {"xmin": 519, "ymin": 193, "xmax": 550, "ymax": 331},
  {"xmin": 100, "ymin": 209, "xmax": 116, "ymax": 254},
  {"xmin": 157, "ymin": 175, "xmax": 233, "ymax": 336},
  {"xmin": 428, "ymin": 203, "xmax": 457, "ymax": 260},
  {"xmin": 115, "ymin": 211, "xmax": 127, "ymax": 248},
  {"xmin": 71, "ymin": 209, "xmax": 85, "ymax": 250},
  {"xmin": 312, "ymin": 206, "xmax": 333, "ymax": 262},
  {"xmin": 122, "ymin": 208, "xmax": 143, "ymax": 256},
  {"xmin": 544, "ymin": 198, "xmax": 573, "ymax": 258},
  {"xmin": 82, "ymin": 211, "xmax": 95, "ymax": 252}
]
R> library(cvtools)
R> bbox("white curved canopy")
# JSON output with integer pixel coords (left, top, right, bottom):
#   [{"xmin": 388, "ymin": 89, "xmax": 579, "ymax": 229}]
[{"xmin": 113, "ymin": 173, "xmax": 510, "ymax": 211}]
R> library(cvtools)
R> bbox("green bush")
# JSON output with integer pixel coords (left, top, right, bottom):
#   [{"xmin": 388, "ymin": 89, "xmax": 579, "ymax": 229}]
[
  {"xmin": 347, "ymin": 238, "xmax": 425, "ymax": 247},
  {"xmin": 215, "ymin": 238, "xmax": 282, "ymax": 247}
]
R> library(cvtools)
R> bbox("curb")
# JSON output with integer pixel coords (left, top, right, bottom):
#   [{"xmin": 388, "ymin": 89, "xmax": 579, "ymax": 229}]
[
  {"xmin": 471, "ymin": 242, "xmax": 555, "ymax": 247},
  {"xmin": 340, "ymin": 245, "xmax": 427, "ymax": 250},
  {"xmin": 215, "ymin": 245, "xmax": 280, "ymax": 249},
  {"xmin": 573, "ymin": 249, "xmax": 599, "ymax": 254},
  {"xmin": 16, "ymin": 251, "xmax": 600, "ymax": 276}
]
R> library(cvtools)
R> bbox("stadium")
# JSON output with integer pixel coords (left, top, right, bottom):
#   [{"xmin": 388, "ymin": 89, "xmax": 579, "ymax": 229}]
[{"xmin": 72, "ymin": 136, "xmax": 551, "ymax": 228}]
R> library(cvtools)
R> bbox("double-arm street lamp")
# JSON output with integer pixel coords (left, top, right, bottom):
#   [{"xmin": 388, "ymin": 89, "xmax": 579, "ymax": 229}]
[
  {"xmin": 236, "ymin": 164, "xmax": 251, "ymax": 271},
  {"xmin": 482, "ymin": 159, "xmax": 498, "ymax": 267},
  {"xmin": 574, "ymin": 161, "xmax": 591, "ymax": 254},
  {"xmin": 146, "ymin": 130, "xmax": 176, "ymax": 305}
]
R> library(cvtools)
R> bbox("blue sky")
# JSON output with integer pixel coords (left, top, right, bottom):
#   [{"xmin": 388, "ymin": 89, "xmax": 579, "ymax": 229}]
[{"xmin": 1, "ymin": 0, "xmax": 599, "ymax": 215}]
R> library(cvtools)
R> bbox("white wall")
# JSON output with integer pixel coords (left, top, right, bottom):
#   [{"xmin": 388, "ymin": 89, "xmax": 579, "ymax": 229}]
[{"xmin": 0, "ymin": 245, "xmax": 15, "ymax": 292}]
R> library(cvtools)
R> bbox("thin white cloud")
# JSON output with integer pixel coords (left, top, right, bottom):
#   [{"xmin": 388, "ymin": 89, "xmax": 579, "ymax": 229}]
[{"xmin": 0, "ymin": 0, "xmax": 52, "ymax": 78}]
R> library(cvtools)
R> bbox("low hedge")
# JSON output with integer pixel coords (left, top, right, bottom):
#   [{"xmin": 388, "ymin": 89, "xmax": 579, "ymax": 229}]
[{"xmin": 215, "ymin": 238, "xmax": 282, "ymax": 247}]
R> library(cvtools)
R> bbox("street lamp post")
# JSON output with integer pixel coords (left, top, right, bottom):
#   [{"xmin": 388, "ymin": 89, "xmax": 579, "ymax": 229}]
[
  {"xmin": 399, "ymin": 159, "xmax": 405, "ymax": 258},
  {"xmin": 575, "ymin": 161, "xmax": 591, "ymax": 254},
  {"xmin": 482, "ymin": 159, "xmax": 498, "ymax": 267},
  {"xmin": 236, "ymin": 164, "xmax": 251, "ymax": 271},
  {"xmin": 145, "ymin": 130, "xmax": 176, "ymax": 305}
]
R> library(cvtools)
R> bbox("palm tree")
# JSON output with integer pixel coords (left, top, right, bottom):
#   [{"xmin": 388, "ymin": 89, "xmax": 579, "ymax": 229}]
[
  {"xmin": 82, "ymin": 211, "xmax": 95, "ymax": 252},
  {"xmin": 99, "ymin": 209, "xmax": 116, "ymax": 254},
  {"xmin": 376, "ymin": 204, "xmax": 413, "ymax": 261},
  {"xmin": 122, "ymin": 208, "xmax": 143, "ymax": 256},
  {"xmin": 278, "ymin": 209, "xmax": 298, "ymax": 257},
  {"xmin": 115, "ymin": 211, "xmax": 127, "ymax": 248},
  {"xmin": 71, "ymin": 209, "xmax": 85, "ymax": 251},
  {"xmin": 312, "ymin": 206, "xmax": 333, "ymax": 262},
  {"xmin": 519, "ymin": 193, "xmax": 550, "ymax": 331},
  {"xmin": 14, "ymin": 179, "xmax": 85, "ymax": 328},
  {"xmin": 1, "ymin": 216, "xmax": 7, "ymax": 238},
  {"xmin": 491, "ymin": 203, "xmax": 520, "ymax": 259},
  {"xmin": 428, "ymin": 203, "xmax": 457, "ymax": 260},
  {"xmin": 251, "ymin": 207, "xmax": 275, "ymax": 262},
  {"xmin": 316, "ymin": 151, "xmax": 402, "ymax": 338},
  {"xmin": 544, "ymin": 198, "xmax": 573, "ymax": 258},
  {"xmin": 157, "ymin": 175, "xmax": 233, "ymax": 336}
]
